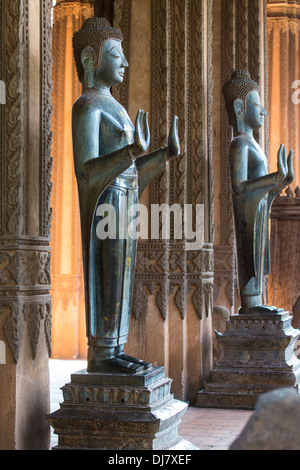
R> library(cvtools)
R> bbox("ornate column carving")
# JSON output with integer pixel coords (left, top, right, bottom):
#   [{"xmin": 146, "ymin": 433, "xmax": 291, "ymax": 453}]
[
  {"xmin": 0, "ymin": 0, "xmax": 53, "ymax": 449},
  {"xmin": 0, "ymin": 0, "xmax": 53, "ymax": 363}
]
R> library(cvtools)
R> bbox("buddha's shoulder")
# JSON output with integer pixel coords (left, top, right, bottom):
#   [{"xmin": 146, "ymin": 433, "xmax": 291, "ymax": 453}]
[
  {"xmin": 72, "ymin": 90, "xmax": 106, "ymax": 116},
  {"xmin": 229, "ymin": 135, "xmax": 255, "ymax": 154}
]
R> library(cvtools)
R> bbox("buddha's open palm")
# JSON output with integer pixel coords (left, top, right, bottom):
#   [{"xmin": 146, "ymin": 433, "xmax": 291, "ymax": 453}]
[
  {"xmin": 132, "ymin": 109, "xmax": 150, "ymax": 157},
  {"xmin": 130, "ymin": 110, "xmax": 180, "ymax": 162},
  {"xmin": 167, "ymin": 115, "xmax": 180, "ymax": 159},
  {"xmin": 277, "ymin": 144, "xmax": 294, "ymax": 185}
]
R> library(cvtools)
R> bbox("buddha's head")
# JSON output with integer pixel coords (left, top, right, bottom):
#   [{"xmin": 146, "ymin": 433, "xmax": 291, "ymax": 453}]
[
  {"xmin": 73, "ymin": 17, "xmax": 127, "ymax": 88},
  {"xmin": 223, "ymin": 70, "xmax": 267, "ymax": 132}
]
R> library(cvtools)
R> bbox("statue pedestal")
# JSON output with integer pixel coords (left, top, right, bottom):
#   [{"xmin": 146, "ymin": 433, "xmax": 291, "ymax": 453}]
[
  {"xmin": 47, "ymin": 366, "xmax": 197, "ymax": 450},
  {"xmin": 197, "ymin": 311, "xmax": 300, "ymax": 410}
]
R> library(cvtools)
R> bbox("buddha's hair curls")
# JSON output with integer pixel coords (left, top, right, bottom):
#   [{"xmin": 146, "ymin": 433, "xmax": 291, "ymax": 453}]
[
  {"xmin": 222, "ymin": 70, "xmax": 260, "ymax": 125},
  {"xmin": 73, "ymin": 17, "xmax": 123, "ymax": 83}
]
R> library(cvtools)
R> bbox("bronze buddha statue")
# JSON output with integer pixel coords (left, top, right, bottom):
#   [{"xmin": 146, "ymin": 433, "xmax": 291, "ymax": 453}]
[
  {"xmin": 223, "ymin": 70, "xmax": 294, "ymax": 314},
  {"xmin": 72, "ymin": 18, "xmax": 180, "ymax": 373}
]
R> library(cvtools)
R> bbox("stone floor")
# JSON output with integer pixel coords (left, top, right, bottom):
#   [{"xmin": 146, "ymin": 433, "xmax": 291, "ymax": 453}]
[{"xmin": 49, "ymin": 359, "xmax": 253, "ymax": 451}]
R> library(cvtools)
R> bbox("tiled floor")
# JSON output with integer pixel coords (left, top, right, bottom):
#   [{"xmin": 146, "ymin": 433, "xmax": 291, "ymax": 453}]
[
  {"xmin": 178, "ymin": 407, "xmax": 252, "ymax": 450},
  {"xmin": 49, "ymin": 359, "xmax": 253, "ymax": 451}
]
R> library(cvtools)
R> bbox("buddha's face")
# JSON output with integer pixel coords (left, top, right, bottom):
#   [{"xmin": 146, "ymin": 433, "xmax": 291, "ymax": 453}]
[
  {"xmin": 94, "ymin": 38, "xmax": 128, "ymax": 87},
  {"xmin": 244, "ymin": 90, "xmax": 267, "ymax": 129}
]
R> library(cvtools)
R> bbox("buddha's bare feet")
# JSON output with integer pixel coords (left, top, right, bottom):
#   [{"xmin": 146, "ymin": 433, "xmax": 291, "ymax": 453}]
[
  {"xmin": 239, "ymin": 304, "xmax": 283, "ymax": 315},
  {"xmin": 88, "ymin": 356, "xmax": 144, "ymax": 374},
  {"xmin": 116, "ymin": 352, "xmax": 152, "ymax": 370}
]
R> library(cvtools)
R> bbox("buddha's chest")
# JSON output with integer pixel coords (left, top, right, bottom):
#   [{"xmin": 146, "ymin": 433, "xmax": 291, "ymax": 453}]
[
  {"xmin": 248, "ymin": 146, "xmax": 268, "ymax": 179},
  {"xmin": 99, "ymin": 101, "xmax": 135, "ymax": 155}
]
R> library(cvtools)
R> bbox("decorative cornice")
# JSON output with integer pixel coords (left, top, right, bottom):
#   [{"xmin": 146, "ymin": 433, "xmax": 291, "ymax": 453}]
[
  {"xmin": 55, "ymin": 0, "xmax": 93, "ymax": 5},
  {"xmin": 53, "ymin": 0, "xmax": 93, "ymax": 21},
  {"xmin": 267, "ymin": 0, "xmax": 300, "ymax": 18}
]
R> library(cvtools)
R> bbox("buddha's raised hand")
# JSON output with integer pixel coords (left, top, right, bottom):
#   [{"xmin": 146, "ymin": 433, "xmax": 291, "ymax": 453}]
[
  {"xmin": 277, "ymin": 144, "xmax": 294, "ymax": 185},
  {"xmin": 285, "ymin": 149, "xmax": 294, "ymax": 185},
  {"xmin": 131, "ymin": 109, "xmax": 150, "ymax": 158},
  {"xmin": 167, "ymin": 115, "xmax": 180, "ymax": 159}
]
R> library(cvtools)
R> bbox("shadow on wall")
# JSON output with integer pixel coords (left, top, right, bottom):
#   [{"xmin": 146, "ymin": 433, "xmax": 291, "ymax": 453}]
[{"xmin": 212, "ymin": 305, "xmax": 230, "ymax": 365}]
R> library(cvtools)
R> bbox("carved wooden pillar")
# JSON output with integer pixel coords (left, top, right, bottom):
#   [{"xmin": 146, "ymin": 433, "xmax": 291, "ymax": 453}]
[
  {"xmin": 50, "ymin": 0, "xmax": 93, "ymax": 359},
  {"xmin": 269, "ymin": 188, "xmax": 300, "ymax": 315},
  {"xmin": 115, "ymin": 0, "xmax": 214, "ymax": 404},
  {"xmin": 0, "ymin": 0, "xmax": 53, "ymax": 449},
  {"xmin": 213, "ymin": 0, "xmax": 268, "ymax": 315},
  {"xmin": 267, "ymin": 1, "xmax": 300, "ymax": 188},
  {"xmin": 267, "ymin": 2, "xmax": 300, "ymax": 313}
]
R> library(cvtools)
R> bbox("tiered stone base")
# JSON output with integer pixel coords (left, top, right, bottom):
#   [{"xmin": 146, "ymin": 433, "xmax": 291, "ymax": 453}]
[
  {"xmin": 197, "ymin": 311, "xmax": 300, "ymax": 410},
  {"xmin": 47, "ymin": 366, "xmax": 197, "ymax": 450}
]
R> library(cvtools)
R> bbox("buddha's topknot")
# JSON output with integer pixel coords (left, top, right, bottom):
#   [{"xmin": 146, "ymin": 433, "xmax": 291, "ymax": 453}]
[
  {"xmin": 222, "ymin": 70, "xmax": 260, "ymax": 125},
  {"xmin": 73, "ymin": 17, "xmax": 123, "ymax": 83}
]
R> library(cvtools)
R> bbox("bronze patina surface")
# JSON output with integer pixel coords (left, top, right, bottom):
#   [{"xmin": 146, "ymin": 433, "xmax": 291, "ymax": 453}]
[
  {"xmin": 197, "ymin": 71, "xmax": 300, "ymax": 410},
  {"xmin": 72, "ymin": 18, "xmax": 180, "ymax": 373},
  {"xmin": 222, "ymin": 70, "xmax": 293, "ymax": 314},
  {"xmin": 46, "ymin": 18, "xmax": 196, "ymax": 450}
]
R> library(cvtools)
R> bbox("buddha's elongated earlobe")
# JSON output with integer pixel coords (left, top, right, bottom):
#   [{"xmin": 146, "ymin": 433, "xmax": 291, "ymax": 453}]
[
  {"xmin": 84, "ymin": 68, "xmax": 94, "ymax": 88},
  {"xmin": 233, "ymin": 98, "xmax": 245, "ymax": 133},
  {"xmin": 236, "ymin": 115, "xmax": 245, "ymax": 133},
  {"xmin": 81, "ymin": 46, "xmax": 97, "ymax": 88}
]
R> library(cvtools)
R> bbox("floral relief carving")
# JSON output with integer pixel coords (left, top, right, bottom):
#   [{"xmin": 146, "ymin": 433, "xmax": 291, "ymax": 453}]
[
  {"xmin": 0, "ymin": 0, "xmax": 53, "ymax": 363},
  {"xmin": 0, "ymin": 299, "xmax": 52, "ymax": 363},
  {"xmin": 0, "ymin": 251, "xmax": 51, "ymax": 287},
  {"xmin": 2, "ymin": 302, "xmax": 24, "ymax": 363}
]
